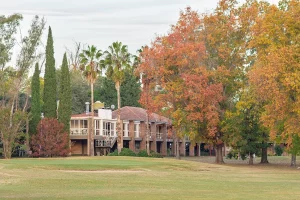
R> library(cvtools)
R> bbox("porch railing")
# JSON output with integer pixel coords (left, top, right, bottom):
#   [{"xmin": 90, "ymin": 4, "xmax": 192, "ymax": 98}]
[{"xmin": 70, "ymin": 128, "xmax": 88, "ymax": 135}]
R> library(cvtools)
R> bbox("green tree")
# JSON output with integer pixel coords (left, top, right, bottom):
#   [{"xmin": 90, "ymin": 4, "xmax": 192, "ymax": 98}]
[
  {"xmin": 43, "ymin": 26, "xmax": 57, "ymax": 118},
  {"xmin": 29, "ymin": 63, "xmax": 41, "ymax": 135},
  {"xmin": 70, "ymin": 70, "xmax": 90, "ymax": 114},
  {"xmin": 102, "ymin": 41, "xmax": 132, "ymax": 153},
  {"xmin": 0, "ymin": 16, "xmax": 45, "ymax": 158},
  {"xmin": 94, "ymin": 72, "xmax": 141, "ymax": 108},
  {"xmin": 58, "ymin": 53, "xmax": 71, "ymax": 131},
  {"xmin": 0, "ymin": 14, "xmax": 23, "ymax": 70},
  {"xmin": 79, "ymin": 45, "xmax": 102, "ymax": 156}
]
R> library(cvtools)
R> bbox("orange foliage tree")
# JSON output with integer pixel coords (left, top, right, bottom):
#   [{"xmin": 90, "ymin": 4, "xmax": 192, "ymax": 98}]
[
  {"xmin": 249, "ymin": 0, "xmax": 300, "ymax": 166},
  {"xmin": 137, "ymin": 7, "xmax": 225, "ymax": 161}
]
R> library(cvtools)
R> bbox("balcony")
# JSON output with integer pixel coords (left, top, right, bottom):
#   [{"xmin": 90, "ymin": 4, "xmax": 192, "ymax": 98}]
[
  {"xmin": 70, "ymin": 128, "xmax": 88, "ymax": 135},
  {"xmin": 156, "ymin": 132, "xmax": 163, "ymax": 139}
]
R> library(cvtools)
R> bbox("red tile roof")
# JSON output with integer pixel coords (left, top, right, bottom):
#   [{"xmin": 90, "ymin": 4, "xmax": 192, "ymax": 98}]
[{"xmin": 112, "ymin": 106, "xmax": 171, "ymax": 124}]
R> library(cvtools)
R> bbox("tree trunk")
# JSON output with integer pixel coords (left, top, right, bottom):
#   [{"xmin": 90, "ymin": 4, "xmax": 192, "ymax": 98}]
[
  {"xmin": 90, "ymin": 83, "xmax": 94, "ymax": 156},
  {"xmin": 116, "ymin": 82, "xmax": 123, "ymax": 153},
  {"xmin": 249, "ymin": 153, "xmax": 254, "ymax": 165},
  {"xmin": 291, "ymin": 154, "xmax": 297, "ymax": 167},
  {"xmin": 260, "ymin": 145, "xmax": 269, "ymax": 164},
  {"xmin": 215, "ymin": 144, "xmax": 224, "ymax": 164}
]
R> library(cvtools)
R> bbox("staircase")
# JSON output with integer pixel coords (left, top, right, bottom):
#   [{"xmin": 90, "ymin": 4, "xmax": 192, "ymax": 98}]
[{"xmin": 95, "ymin": 136, "xmax": 117, "ymax": 148}]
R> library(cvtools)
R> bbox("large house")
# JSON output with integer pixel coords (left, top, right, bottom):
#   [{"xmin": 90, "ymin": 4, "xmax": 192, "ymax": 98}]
[{"xmin": 69, "ymin": 106, "xmax": 199, "ymax": 156}]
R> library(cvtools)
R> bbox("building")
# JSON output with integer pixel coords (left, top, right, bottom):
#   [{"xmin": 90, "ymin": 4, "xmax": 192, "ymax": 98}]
[{"xmin": 69, "ymin": 106, "xmax": 197, "ymax": 156}]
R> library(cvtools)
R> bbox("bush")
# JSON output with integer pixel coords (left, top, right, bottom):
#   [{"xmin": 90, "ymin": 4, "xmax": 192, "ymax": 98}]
[
  {"xmin": 119, "ymin": 148, "xmax": 136, "ymax": 156},
  {"xmin": 137, "ymin": 150, "xmax": 149, "ymax": 157},
  {"xmin": 150, "ymin": 151, "xmax": 163, "ymax": 158},
  {"xmin": 31, "ymin": 118, "xmax": 70, "ymax": 157},
  {"xmin": 226, "ymin": 151, "xmax": 233, "ymax": 159},
  {"xmin": 108, "ymin": 149, "xmax": 118, "ymax": 156},
  {"xmin": 275, "ymin": 145, "xmax": 283, "ymax": 156}
]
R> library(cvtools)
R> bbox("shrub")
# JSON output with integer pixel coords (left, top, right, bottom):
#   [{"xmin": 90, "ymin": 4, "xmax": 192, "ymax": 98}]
[
  {"xmin": 275, "ymin": 145, "xmax": 283, "ymax": 156},
  {"xmin": 31, "ymin": 118, "xmax": 70, "ymax": 157},
  {"xmin": 226, "ymin": 151, "xmax": 233, "ymax": 159},
  {"xmin": 108, "ymin": 149, "xmax": 118, "ymax": 156},
  {"xmin": 119, "ymin": 148, "xmax": 136, "ymax": 156},
  {"xmin": 137, "ymin": 150, "xmax": 149, "ymax": 157},
  {"xmin": 150, "ymin": 151, "xmax": 163, "ymax": 158}
]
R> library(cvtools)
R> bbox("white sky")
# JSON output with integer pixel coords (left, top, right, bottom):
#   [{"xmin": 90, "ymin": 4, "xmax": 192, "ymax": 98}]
[{"xmin": 0, "ymin": 0, "xmax": 280, "ymax": 72}]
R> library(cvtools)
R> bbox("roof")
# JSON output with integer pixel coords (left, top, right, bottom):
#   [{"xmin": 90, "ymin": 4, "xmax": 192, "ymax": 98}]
[
  {"xmin": 112, "ymin": 106, "xmax": 171, "ymax": 124},
  {"xmin": 71, "ymin": 112, "xmax": 97, "ymax": 118}
]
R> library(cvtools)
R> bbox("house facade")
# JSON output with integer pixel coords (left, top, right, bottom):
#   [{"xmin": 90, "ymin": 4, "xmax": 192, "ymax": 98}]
[{"xmin": 69, "ymin": 106, "xmax": 198, "ymax": 156}]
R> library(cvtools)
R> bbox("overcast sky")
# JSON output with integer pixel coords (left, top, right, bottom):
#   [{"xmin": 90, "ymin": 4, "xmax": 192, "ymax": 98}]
[{"xmin": 1, "ymin": 0, "xmax": 280, "ymax": 70}]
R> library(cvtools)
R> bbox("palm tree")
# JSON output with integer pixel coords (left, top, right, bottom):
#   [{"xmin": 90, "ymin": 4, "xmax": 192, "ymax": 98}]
[
  {"xmin": 101, "ymin": 41, "xmax": 131, "ymax": 153},
  {"xmin": 79, "ymin": 45, "xmax": 102, "ymax": 156}
]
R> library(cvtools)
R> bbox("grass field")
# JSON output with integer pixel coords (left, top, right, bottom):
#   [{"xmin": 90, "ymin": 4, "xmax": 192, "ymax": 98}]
[{"xmin": 0, "ymin": 156, "xmax": 300, "ymax": 200}]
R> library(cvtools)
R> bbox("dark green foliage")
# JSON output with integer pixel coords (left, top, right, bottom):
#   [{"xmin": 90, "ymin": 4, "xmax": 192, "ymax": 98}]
[
  {"xmin": 95, "ymin": 72, "xmax": 141, "ymax": 108},
  {"xmin": 29, "ymin": 63, "xmax": 41, "ymax": 135},
  {"xmin": 150, "ymin": 151, "xmax": 163, "ymax": 158},
  {"xmin": 107, "ymin": 149, "xmax": 118, "ymax": 156},
  {"xmin": 58, "ymin": 53, "xmax": 71, "ymax": 131},
  {"xmin": 70, "ymin": 70, "xmax": 90, "ymax": 114},
  {"xmin": 43, "ymin": 26, "xmax": 57, "ymax": 118},
  {"xmin": 137, "ymin": 150, "xmax": 149, "ymax": 157},
  {"xmin": 275, "ymin": 145, "xmax": 284, "ymax": 156},
  {"xmin": 119, "ymin": 148, "xmax": 136, "ymax": 156}
]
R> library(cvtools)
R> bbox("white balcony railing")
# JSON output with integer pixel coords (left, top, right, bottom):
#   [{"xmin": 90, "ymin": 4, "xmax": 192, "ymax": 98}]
[{"xmin": 70, "ymin": 128, "xmax": 88, "ymax": 135}]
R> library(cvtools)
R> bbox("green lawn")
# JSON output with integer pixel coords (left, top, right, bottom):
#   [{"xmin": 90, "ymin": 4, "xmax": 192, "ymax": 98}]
[{"xmin": 0, "ymin": 156, "xmax": 300, "ymax": 200}]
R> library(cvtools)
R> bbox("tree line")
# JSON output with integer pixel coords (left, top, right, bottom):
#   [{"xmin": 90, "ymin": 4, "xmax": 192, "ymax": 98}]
[{"xmin": 136, "ymin": 0, "xmax": 300, "ymax": 166}]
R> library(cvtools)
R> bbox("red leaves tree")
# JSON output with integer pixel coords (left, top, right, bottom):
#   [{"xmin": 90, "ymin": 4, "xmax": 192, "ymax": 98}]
[
  {"xmin": 137, "ymin": 7, "xmax": 224, "ymax": 160},
  {"xmin": 31, "ymin": 118, "xmax": 70, "ymax": 157}
]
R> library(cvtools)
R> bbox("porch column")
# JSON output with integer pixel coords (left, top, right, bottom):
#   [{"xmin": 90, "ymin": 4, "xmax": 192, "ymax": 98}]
[
  {"xmin": 140, "ymin": 122, "xmax": 146, "ymax": 151},
  {"xmin": 150, "ymin": 123, "xmax": 156, "ymax": 152},
  {"xmin": 129, "ymin": 121, "xmax": 135, "ymax": 152},
  {"xmin": 161, "ymin": 124, "xmax": 167, "ymax": 156}
]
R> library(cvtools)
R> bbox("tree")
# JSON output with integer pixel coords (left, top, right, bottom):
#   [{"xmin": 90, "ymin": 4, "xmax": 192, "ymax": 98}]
[
  {"xmin": 0, "ymin": 14, "xmax": 23, "ymax": 70},
  {"xmin": 58, "ymin": 53, "xmax": 71, "ymax": 131},
  {"xmin": 249, "ymin": 0, "xmax": 300, "ymax": 167},
  {"xmin": 29, "ymin": 63, "xmax": 41, "ymax": 135},
  {"xmin": 43, "ymin": 26, "xmax": 57, "ymax": 118},
  {"xmin": 70, "ymin": 70, "xmax": 90, "ymax": 114},
  {"xmin": 222, "ymin": 89, "xmax": 269, "ymax": 165},
  {"xmin": 102, "ymin": 41, "xmax": 132, "ymax": 153},
  {"xmin": 94, "ymin": 72, "xmax": 141, "ymax": 108},
  {"xmin": 0, "ymin": 16, "xmax": 45, "ymax": 158},
  {"xmin": 79, "ymin": 45, "xmax": 102, "ymax": 156},
  {"xmin": 31, "ymin": 118, "xmax": 70, "ymax": 157}
]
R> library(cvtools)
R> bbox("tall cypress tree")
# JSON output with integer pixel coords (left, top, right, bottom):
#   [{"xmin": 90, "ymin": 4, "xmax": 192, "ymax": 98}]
[
  {"xmin": 29, "ymin": 63, "xmax": 41, "ymax": 135},
  {"xmin": 58, "ymin": 53, "xmax": 71, "ymax": 131},
  {"xmin": 43, "ymin": 26, "xmax": 57, "ymax": 118}
]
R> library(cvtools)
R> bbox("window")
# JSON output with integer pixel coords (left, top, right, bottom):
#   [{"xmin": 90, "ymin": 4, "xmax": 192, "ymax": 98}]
[
  {"xmin": 135, "ymin": 141, "xmax": 140, "ymax": 150},
  {"xmin": 95, "ymin": 120, "xmax": 100, "ymax": 135},
  {"xmin": 103, "ymin": 121, "xmax": 116, "ymax": 137},
  {"xmin": 123, "ymin": 123, "xmax": 129, "ymax": 137},
  {"xmin": 134, "ymin": 123, "xmax": 140, "ymax": 137}
]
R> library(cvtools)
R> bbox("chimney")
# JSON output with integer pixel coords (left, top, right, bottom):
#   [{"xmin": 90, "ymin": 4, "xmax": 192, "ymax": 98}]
[{"xmin": 85, "ymin": 102, "xmax": 90, "ymax": 115}]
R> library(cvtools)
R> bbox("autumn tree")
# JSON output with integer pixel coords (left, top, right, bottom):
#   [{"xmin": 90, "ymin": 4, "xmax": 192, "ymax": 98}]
[
  {"xmin": 31, "ymin": 118, "xmax": 70, "ymax": 157},
  {"xmin": 249, "ymin": 0, "xmax": 300, "ymax": 166},
  {"xmin": 137, "ymin": 7, "xmax": 225, "ymax": 159}
]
